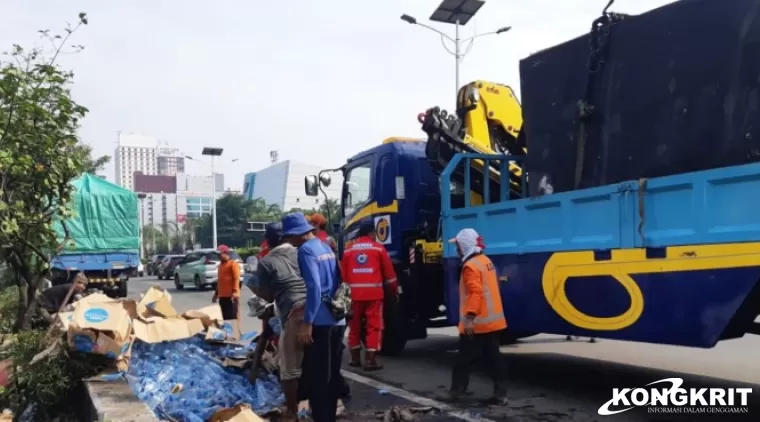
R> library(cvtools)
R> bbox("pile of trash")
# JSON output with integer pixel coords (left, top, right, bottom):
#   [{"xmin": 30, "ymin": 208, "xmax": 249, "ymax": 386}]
[{"xmin": 54, "ymin": 286, "xmax": 283, "ymax": 421}]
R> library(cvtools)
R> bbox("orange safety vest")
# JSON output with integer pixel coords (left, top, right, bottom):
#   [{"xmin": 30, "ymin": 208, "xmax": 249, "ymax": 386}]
[{"xmin": 458, "ymin": 253, "xmax": 507, "ymax": 334}]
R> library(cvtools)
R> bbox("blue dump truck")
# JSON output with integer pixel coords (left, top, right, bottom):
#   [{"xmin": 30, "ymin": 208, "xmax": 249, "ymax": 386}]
[
  {"xmin": 305, "ymin": 0, "xmax": 760, "ymax": 355},
  {"xmin": 50, "ymin": 174, "xmax": 140, "ymax": 298}
]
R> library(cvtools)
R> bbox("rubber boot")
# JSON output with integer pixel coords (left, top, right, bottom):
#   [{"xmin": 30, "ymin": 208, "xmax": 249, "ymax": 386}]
[
  {"xmin": 280, "ymin": 379, "xmax": 299, "ymax": 421},
  {"xmin": 348, "ymin": 348, "xmax": 362, "ymax": 367},
  {"xmin": 363, "ymin": 351, "xmax": 383, "ymax": 371}
]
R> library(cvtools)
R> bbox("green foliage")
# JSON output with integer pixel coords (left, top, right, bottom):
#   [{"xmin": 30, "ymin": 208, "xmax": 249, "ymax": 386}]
[
  {"xmin": 0, "ymin": 14, "xmax": 102, "ymax": 330},
  {"xmin": 236, "ymin": 246, "xmax": 262, "ymax": 261},
  {"xmin": 0, "ymin": 285, "xmax": 18, "ymax": 333}
]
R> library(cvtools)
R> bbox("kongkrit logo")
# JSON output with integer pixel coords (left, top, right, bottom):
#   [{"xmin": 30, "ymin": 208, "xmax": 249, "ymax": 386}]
[{"xmin": 599, "ymin": 378, "xmax": 752, "ymax": 416}]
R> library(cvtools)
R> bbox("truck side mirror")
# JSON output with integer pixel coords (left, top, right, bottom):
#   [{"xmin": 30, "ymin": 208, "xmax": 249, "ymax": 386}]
[
  {"xmin": 304, "ymin": 175, "xmax": 319, "ymax": 196},
  {"xmin": 319, "ymin": 173, "xmax": 332, "ymax": 188}
]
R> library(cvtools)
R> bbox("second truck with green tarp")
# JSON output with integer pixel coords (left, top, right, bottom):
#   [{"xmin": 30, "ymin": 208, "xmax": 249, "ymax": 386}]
[{"xmin": 50, "ymin": 173, "xmax": 140, "ymax": 297}]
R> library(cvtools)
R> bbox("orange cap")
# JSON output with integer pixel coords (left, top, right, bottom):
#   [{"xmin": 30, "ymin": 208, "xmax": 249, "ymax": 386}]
[{"xmin": 310, "ymin": 213, "xmax": 327, "ymax": 226}]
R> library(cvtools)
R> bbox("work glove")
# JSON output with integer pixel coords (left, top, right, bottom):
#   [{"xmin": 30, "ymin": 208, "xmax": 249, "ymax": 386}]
[{"xmin": 463, "ymin": 316, "xmax": 475, "ymax": 336}]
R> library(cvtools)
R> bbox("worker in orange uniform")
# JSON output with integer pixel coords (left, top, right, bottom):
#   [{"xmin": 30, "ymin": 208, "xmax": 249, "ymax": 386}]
[
  {"xmin": 341, "ymin": 220, "xmax": 398, "ymax": 371},
  {"xmin": 440, "ymin": 228, "xmax": 508, "ymax": 406},
  {"xmin": 309, "ymin": 213, "xmax": 337, "ymax": 253},
  {"xmin": 212, "ymin": 244, "xmax": 242, "ymax": 320}
]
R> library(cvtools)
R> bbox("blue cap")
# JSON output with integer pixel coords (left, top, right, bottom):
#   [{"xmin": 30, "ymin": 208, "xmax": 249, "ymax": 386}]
[
  {"xmin": 281, "ymin": 212, "xmax": 314, "ymax": 237},
  {"xmin": 359, "ymin": 220, "xmax": 375, "ymax": 237},
  {"xmin": 264, "ymin": 222, "xmax": 283, "ymax": 246}
]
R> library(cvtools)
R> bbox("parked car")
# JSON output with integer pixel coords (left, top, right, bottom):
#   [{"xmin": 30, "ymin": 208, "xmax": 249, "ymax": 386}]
[
  {"xmin": 173, "ymin": 249, "xmax": 244, "ymax": 290},
  {"xmin": 147, "ymin": 254, "xmax": 167, "ymax": 276},
  {"xmin": 158, "ymin": 255, "xmax": 185, "ymax": 280}
]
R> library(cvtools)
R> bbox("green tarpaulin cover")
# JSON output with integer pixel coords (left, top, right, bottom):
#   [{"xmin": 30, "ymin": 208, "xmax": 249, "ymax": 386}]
[{"xmin": 55, "ymin": 173, "xmax": 139, "ymax": 253}]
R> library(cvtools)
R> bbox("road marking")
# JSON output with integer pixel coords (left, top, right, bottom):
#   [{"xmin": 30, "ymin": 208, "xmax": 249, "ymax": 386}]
[{"xmin": 342, "ymin": 370, "xmax": 497, "ymax": 422}]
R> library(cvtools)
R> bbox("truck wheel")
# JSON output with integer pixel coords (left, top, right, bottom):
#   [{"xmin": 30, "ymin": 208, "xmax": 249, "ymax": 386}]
[
  {"xmin": 380, "ymin": 299, "xmax": 407, "ymax": 356},
  {"xmin": 194, "ymin": 275, "xmax": 203, "ymax": 290},
  {"xmin": 118, "ymin": 279, "xmax": 128, "ymax": 298},
  {"xmin": 174, "ymin": 275, "xmax": 183, "ymax": 290}
]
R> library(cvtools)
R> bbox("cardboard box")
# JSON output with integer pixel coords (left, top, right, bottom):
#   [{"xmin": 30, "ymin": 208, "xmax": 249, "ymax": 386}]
[
  {"xmin": 71, "ymin": 301, "xmax": 131, "ymax": 342},
  {"xmin": 209, "ymin": 404, "xmax": 265, "ymax": 422},
  {"xmin": 67, "ymin": 329, "xmax": 134, "ymax": 360},
  {"xmin": 138, "ymin": 286, "xmax": 177, "ymax": 318}
]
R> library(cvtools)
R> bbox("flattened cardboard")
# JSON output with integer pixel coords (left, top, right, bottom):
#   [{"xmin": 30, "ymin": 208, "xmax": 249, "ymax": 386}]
[
  {"xmin": 209, "ymin": 404, "xmax": 264, "ymax": 422},
  {"xmin": 182, "ymin": 304, "xmax": 223, "ymax": 328},
  {"xmin": 132, "ymin": 316, "xmax": 205, "ymax": 343},
  {"xmin": 71, "ymin": 301, "xmax": 131, "ymax": 341},
  {"xmin": 138, "ymin": 286, "xmax": 177, "ymax": 318}
]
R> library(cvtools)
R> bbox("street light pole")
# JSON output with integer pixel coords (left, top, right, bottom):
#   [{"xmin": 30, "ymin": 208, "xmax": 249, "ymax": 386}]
[
  {"xmin": 210, "ymin": 155, "xmax": 217, "ymax": 249},
  {"xmin": 200, "ymin": 147, "xmax": 224, "ymax": 249},
  {"xmin": 185, "ymin": 153, "xmax": 237, "ymax": 249},
  {"xmin": 455, "ymin": 19, "xmax": 460, "ymax": 96},
  {"xmin": 400, "ymin": 0, "xmax": 510, "ymax": 97},
  {"xmin": 138, "ymin": 193, "xmax": 147, "ymax": 259}
]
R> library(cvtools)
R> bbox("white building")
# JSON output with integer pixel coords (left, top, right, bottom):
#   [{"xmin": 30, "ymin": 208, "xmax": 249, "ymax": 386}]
[
  {"xmin": 156, "ymin": 146, "xmax": 185, "ymax": 176},
  {"xmin": 114, "ymin": 133, "xmax": 158, "ymax": 190},
  {"xmin": 243, "ymin": 160, "xmax": 342, "ymax": 211}
]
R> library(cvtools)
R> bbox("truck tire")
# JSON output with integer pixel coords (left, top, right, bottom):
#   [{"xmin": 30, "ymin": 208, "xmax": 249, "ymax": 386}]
[
  {"xmin": 118, "ymin": 279, "xmax": 128, "ymax": 298},
  {"xmin": 174, "ymin": 275, "xmax": 183, "ymax": 290},
  {"xmin": 380, "ymin": 298, "xmax": 407, "ymax": 356}
]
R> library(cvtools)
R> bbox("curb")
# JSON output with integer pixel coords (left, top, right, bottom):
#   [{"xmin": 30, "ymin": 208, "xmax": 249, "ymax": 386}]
[{"xmin": 84, "ymin": 378, "xmax": 158, "ymax": 422}]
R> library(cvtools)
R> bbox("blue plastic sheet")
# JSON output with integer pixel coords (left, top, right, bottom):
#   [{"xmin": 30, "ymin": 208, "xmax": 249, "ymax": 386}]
[{"xmin": 127, "ymin": 334, "xmax": 283, "ymax": 421}]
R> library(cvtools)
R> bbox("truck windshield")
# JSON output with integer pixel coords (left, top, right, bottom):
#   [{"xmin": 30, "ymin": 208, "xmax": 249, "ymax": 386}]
[{"xmin": 344, "ymin": 163, "xmax": 371, "ymax": 217}]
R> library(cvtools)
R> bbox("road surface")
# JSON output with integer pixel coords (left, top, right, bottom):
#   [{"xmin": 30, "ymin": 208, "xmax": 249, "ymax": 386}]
[{"xmin": 127, "ymin": 276, "xmax": 760, "ymax": 421}]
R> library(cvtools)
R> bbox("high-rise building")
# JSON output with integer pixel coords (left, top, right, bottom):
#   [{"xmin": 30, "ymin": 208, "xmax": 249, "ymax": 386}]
[
  {"xmin": 114, "ymin": 133, "xmax": 159, "ymax": 190},
  {"xmin": 134, "ymin": 172, "xmax": 225, "ymax": 227},
  {"xmin": 156, "ymin": 146, "xmax": 185, "ymax": 176},
  {"xmin": 243, "ymin": 160, "xmax": 342, "ymax": 211}
]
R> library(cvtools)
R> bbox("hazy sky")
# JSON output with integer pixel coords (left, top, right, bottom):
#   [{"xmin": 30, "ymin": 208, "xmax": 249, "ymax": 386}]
[{"xmin": 2, "ymin": 0, "xmax": 671, "ymax": 190}]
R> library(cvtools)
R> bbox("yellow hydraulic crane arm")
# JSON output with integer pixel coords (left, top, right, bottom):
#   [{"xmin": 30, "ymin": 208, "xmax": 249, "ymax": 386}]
[{"xmin": 419, "ymin": 80, "xmax": 527, "ymax": 202}]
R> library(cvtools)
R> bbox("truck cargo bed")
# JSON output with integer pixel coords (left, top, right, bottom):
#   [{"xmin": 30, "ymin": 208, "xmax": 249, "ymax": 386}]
[
  {"xmin": 440, "ymin": 154, "xmax": 760, "ymax": 348},
  {"xmin": 520, "ymin": 0, "xmax": 760, "ymax": 195}
]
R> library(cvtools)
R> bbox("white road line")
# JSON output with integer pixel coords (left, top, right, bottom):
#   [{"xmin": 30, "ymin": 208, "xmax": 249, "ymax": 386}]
[{"xmin": 341, "ymin": 370, "xmax": 497, "ymax": 422}]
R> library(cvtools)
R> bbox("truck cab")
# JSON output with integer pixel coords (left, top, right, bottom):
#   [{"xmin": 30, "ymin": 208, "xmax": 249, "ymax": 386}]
[{"xmin": 306, "ymin": 137, "xmax": 447, "ymax": 354}]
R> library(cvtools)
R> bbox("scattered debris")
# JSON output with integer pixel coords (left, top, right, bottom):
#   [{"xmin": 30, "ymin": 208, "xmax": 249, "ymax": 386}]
[{"xmin": 375, "ymin": 406, "xmax": 438, "ymax": 422}]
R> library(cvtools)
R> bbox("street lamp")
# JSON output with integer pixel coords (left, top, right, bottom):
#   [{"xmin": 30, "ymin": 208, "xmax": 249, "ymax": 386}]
[
  {"xmin": 185, "ymin": 154, "xmax": 239, "ymax": 249},
  {"xmin": 401, "ymin": 0, "xmax": 511, "ymax": 96}
]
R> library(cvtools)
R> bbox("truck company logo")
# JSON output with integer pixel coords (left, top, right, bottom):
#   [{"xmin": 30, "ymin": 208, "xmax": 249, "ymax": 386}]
[
  {"xmin": 599, "ymin": 378, "xmax": 751, "ymax": 416},
  {"xmin": 374, "ymin": 215, "xmax": 391, "ymax": 245}
]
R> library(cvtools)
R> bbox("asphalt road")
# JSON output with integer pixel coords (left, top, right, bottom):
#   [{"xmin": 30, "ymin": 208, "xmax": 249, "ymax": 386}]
[{"xmin": 127, "ymin": 276, "xmax": 760, "ymax": 422}]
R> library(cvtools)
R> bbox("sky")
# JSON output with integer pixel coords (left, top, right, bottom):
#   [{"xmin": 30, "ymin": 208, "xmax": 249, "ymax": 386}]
[{"xmin": 1, "ymin": 0, "xmax": 672, "ymax": 191}]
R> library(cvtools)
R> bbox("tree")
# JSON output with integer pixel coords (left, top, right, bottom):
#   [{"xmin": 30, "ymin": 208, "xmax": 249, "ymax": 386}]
[
  {"xmin": 78, "ymin": 143, "xmax": 110, "ymax": 174},
  {"xmin": 0, "ymin": 14, "xmax": 96, "ymax": 330}
]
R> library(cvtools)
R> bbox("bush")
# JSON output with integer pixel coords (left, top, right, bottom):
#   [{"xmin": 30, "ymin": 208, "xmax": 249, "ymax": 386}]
[
  {"xmin": 0, "ymin": 287, "xmax": 108, "ymax": 420},
  {"xmin": 236, "ymin": 246, "xmax": 262, "ymax": 261}
]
